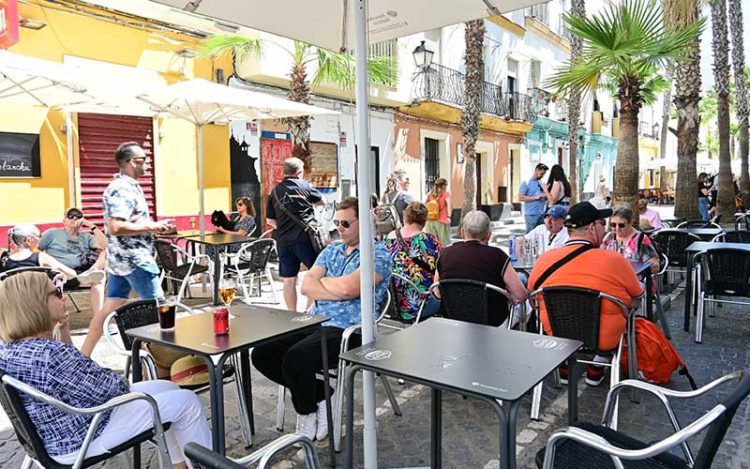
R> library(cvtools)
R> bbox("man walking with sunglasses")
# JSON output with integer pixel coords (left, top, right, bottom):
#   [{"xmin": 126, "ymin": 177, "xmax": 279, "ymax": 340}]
[
  {"xmin": 266, "ymin": 157, "xmax": 325, "ymax": 312},
  {"xmin": 38, "ymin": 208, "xmax": 107, "ymax": 322},
  {"xmin": 80, "ymin": 142, "xmax": 174, "ymax": 357}
]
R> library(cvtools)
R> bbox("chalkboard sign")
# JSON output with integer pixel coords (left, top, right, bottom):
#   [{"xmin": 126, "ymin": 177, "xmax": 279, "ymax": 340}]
[{"xmin": 0, "ymin": 132, "xmax": 41, "ymax": 178}]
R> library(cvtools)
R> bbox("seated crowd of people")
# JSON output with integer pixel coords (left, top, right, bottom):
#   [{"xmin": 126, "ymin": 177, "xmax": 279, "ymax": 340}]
[{"xmin": 0, "ymin": 149, "xmax": 665, "ymax": 464}]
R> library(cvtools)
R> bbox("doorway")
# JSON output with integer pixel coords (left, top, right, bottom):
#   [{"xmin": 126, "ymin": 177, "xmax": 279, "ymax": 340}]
[
  {"xmin": 424, "ymin": 137, "xmax": 440, "ymax": 193},
  {"xmin": 509, "ymin": 146, "xmax": 522, "ymax": 203}
]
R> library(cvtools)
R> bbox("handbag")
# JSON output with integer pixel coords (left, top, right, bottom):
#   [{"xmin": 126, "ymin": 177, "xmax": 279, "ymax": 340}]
[
  {"xmin": 271, "ymin": 189, "xmax": 325, "ymax": 254},
  {"xmin": 210, "ymin": 210, "xmax": 236, "ymax": 231}
]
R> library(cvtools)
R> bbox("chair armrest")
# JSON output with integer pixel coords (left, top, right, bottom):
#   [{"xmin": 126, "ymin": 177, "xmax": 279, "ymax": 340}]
[
  {"xmin": 102, "ymin": 311, "xmax": 130, "ymax": 357},
  {"xmin": 607, "ymin": 371, "xmax": 739, "ymax": 403},
  {"xmin": 340, "ymin": 324, "xmax": 362, "ymax": 355},
  {"xmin": 391, "ymin": 272, "xmax": 429, "ymax": 297},
  {"xmin": 237, "ymin": 433, "xmax": 321, "ymax": 467},
  {"xmin": 543, "ymin": 406, "xmax": 726, "ymax": 469}
]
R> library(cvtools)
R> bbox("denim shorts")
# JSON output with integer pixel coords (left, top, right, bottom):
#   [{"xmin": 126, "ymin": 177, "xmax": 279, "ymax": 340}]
[
  {"xmin": 277, "ymin": 233, "xmax": 319, "ymax": 278},
  {"xmin": 106, "ymin": 263, "xmax": 163, "ymax": 300}
]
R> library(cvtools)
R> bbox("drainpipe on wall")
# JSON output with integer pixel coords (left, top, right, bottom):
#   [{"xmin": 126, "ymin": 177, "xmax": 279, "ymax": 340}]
[{"xmin": 66, "ymin": 112, "xmax": 76, "ymax": 208}]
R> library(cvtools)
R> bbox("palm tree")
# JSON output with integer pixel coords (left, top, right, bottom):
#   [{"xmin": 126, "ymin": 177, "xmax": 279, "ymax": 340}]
[
  {"xmin": 729, "ymin": 0, "xmax": 749, "ymax": 205},
  {"xmin": 566, "ymin": 0, "xmax": 585, "ymax": 203},
  {"xmin": 460, "ymin": 19, "xmax": 485, "ymax": 220},
  {"xmin": 550, "ymin": 0, "xmax": 702, "ymax": 209},
  {"xmin": 664, "ymin": 0, "xmax": 702, "ymax": 220},
  {"xmin": 200, "ymin": 35, "xmax": 395, "ymax": 172},
  {"xmin": 710, "ymin": 0, "xmax": 735, "ymax": 219},
  {"xmin": 658, "ymin": 67, "xmax": 673, "ymax": 192}
]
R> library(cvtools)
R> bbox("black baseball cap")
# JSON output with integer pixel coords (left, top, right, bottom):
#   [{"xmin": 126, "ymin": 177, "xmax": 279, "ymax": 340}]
[
  {"xmin": 564, "ymin": 202, "xmax": 612, "ymax": 229},
  {"xmin": 535, "ymin": 163, "xmax": 549, "ymax": 171},
  {"xmin": 65, "ymin": 208, "xmax": 83, "ymax": 218}
]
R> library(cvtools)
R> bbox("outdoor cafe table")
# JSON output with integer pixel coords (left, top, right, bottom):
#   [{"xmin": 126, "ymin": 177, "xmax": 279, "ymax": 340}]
[
  {"xmin": 342, "ymin": 318, "xmax": 582, "ymax": 469},
  {"xmin": 182, "ymin": 232, "xmax": 255, "ymax": 305},
  {"xmin": 682, "ymin": 241, "xmax": 750, "ymax": 332},
  {"xmin": 676, "ymin": 227, "xmax": 724, "ymax": 241},
  {"xmin": 126, "ymin": 304, "xmax": 336, "ymax": 463}
]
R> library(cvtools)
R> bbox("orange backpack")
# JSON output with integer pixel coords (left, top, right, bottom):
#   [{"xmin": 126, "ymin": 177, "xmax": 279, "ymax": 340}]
[
  {"xmin": 426, "ymin": 197, "xmax": 440, "ymax": 221},
  {"xmin": 621, "ymin": 318, "xmax": 697, "ymax": 388}
]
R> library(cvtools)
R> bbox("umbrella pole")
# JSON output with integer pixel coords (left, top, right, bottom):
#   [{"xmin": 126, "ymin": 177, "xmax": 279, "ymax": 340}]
[
  {"xmin": 197, "ymin": 124, "xmax": 206, "ymax": 236},
  {"xmin": 354, "ymin": 1, "xmax": 378, "ymax": 467}
]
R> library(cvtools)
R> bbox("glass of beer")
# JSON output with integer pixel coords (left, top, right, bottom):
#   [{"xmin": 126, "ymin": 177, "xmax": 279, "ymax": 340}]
[
  {"xmin": 156, "ymin": 296, "xmax": 177, "ymax": 331},
  {"xmin": 219, "ymin": 278, "xmax": 236, "ymax": 307}
]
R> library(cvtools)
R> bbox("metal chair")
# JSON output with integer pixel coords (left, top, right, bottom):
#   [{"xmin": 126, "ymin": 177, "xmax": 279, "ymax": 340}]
[
  {"xmin": 711, "ymin": 230, "xmax": 750, "ymax": 243},
  {"xmin": 185, "ymin": 433, "xmax": 322, "ymax": 469},
  {"xmin": 228, "ymin": 238, "xmax": 279, "ymax": 304},
  {"xmin": 0, "ymin": 266, "xmax": 92, "ymax": 314},
  {"xmin": 154, "ymin": 239, "xmax": 211, "ymax": 303},
  {"xmin": 536, "ymin": 369, "xmax": 750, "ymax": 469},
  {"xmin": 382, "ymin": 272, "xmax": 433, "ymax": 329},
  {"xmin": 274, "ymin": 290, "xmax": 402, "ymax": 452},
  {"xmin": 694, "ymin": 248, "xmax": 750, "ymax": 343},
  {"xmin": 676, "ymin": 219, "xmax": 722, "ymax": 229},
  {"xmin": 652, "ymin": 229, "xmax": 702, "ymax": 286},
  {"xmin": 0, "ymin": 370, "xmax": 172, "ymax": 469},
  {"xmin": 650, "ymin": 252, "xmax": 672, "ymax": 339},
  {"xmin": 529, "ymin": 287, "xmax": 637, "ymax": 427},
  {"xmin": 735, "ymin": 212, "xmax": 750, "ymax": 231},
  {"xmin": 428, "ymin": 278, "xmax": 518, "ymax": 327},
  {"xmin": 102, "ymin": 299, "xmax": 253, "ymax": 446}
]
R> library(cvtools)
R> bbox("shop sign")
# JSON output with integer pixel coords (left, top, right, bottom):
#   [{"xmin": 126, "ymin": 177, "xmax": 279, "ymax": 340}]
[
  {"xmin": 0, "ymin": 0, "xmax": 19, "ymax": 49},
  {"xmin": 0, "ymin": 132, "xmax": 41, "ymax": 178}
]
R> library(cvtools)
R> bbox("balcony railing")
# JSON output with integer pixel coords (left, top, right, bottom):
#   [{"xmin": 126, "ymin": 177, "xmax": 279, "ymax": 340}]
[
  {"xmin": 528, "ymin": 87, "xmax": 567, "ymax": 121},
  {"xmin": 639, "ymin": 121, "xmax": 659, "ymax": 139},
  {"xmin": 412, "ymin": 63, "xmax": 536, "ymax": 122}
]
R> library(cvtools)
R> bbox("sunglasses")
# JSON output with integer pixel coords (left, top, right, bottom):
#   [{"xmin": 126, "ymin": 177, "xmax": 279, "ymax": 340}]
[
  {"xmin": 610, "ymin": 222, "xmax": 628, "ymax": 229},
  {"xmin": 66, "ymin": 213, "xmax": 83, "ymax": 220},
  {"xmin": 129, "ymin": 157, "xmax": 148, "ymax": 164},
  {"xmin": 333, "ymin": 219, "xmax": 357, "ymax": 229}
]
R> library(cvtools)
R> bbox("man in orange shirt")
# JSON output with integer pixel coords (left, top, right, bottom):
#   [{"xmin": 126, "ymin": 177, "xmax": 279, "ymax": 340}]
[{"xmin": 528, "ymin": 202, "xmax": 643, "ymax": 386}]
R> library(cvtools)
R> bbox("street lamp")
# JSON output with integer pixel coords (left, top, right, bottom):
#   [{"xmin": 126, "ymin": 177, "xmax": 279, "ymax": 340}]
[
  {"xmin": 412, "ymin": 40, "xmax": 434, "ymax": 68},
  {"xmin": 652, "ymin": 122, "xmax": 660, "ymax": 140}
]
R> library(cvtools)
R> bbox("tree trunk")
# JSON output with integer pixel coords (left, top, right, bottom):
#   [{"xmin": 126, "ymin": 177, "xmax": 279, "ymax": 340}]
[
  {"xmin": 566, "ymin": 0, "xmax": 585, "ymax": 203},
  {"xmin": 711, "ymin": 0, "xmax": 735, "ymax": 219},
  {"xmin": 460, "ymin": 19, "xmax": 485, "ymax": 222},
  {"xmin": 614, "ymin": 103, "xmax": 641, "ymax": 209},
  {"xmin": 659, "ymin": 68, "xmax": 673, "ymax": 192},
  {"xmin": 286, "ymin": 62, "xmax": 312, "ymax": 173},
  {"xmin": 670, "ymin": 1, "xmax": 701, "ymax": 220},
  {"xmin": 729, "ymin": 0, "xmax": 750, "ymax": 206}
]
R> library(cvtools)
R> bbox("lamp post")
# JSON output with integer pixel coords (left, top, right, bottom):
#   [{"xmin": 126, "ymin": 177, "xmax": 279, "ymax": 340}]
[
  {"xmin": 412, "ymin": 40, "xmax": 434, "ymax": 98},
  {"xmin": 652, "ymin": 122, "xmax": 660, "ymax": 140}
]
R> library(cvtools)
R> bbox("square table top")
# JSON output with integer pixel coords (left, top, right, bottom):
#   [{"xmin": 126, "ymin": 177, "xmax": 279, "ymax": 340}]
[
  {"xmin": 686, "ymin": 241, "xmax": 750, "ymax": 253},
  {"xmin": 675, "ymin": 227, "xmax": 724, "ymax": 236},
  {"xmin": 126, "ymin": 304, "xmax": 329, "ymax": 356},
  {"xmin": 181, "ymin": 233, "xmax": 254, "ymax": 246},
  {"xmin": 341, "ymin": 317, "xmax": 581, "ymax": 401}
]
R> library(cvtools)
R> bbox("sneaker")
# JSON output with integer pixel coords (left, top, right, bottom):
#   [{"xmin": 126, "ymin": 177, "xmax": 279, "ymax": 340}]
[
  {"xmin": 585, "ymin": 364, "xmax": 606, "ymax": 387},
  {"xmin": 315, "ymin": 392, "xmax": 334, "ymax": 441},
  {"xmin": 76, "ymin": 268, "xmax": 105, "ymax": 285},
  {"xmin": 559, "ymin": 365, "xmax": 569, "ymax": 385},
  {"xmin": 295, "ymin": 412, "xmax": 317, "ymax": 441}
]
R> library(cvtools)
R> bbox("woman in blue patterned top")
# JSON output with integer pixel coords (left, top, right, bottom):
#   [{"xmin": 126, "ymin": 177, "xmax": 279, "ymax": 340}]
[
  {"xmin": 216, "ymin": 197, "xmax": 257, "ymax": 237},
  {"xmin": 0, "ymin": 271, "xmax": 210, "ymax": 467}
]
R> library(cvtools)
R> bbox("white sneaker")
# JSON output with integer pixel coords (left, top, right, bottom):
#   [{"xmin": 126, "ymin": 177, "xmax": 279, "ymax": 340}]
[
  {"xmin": 315, "ymin": 392, "xmax": 334, "ymax": 441},
  {"xmin": 295, "ymin": 412, "xmax": 317, "ymax": 441},
  {"xmin": 76, "ymin": 268, "xmax": 105, "ymax": 285}
]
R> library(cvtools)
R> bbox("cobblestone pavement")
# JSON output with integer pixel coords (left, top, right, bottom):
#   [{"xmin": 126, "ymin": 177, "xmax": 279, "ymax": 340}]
[{"xmin": 2, "ymin": 214, "xmax": 749, "ymax": 468}]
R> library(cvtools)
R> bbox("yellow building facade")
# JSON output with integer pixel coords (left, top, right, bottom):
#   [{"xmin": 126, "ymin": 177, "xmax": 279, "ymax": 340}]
[{"xmin": 0, "ymin": 0, "xmax": 234, "ymax": 236}]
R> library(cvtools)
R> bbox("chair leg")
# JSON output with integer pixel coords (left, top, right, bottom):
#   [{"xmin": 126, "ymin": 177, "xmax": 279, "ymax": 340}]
[
  {"xmin": 627, "ymin": 318, "xmax": 639, "ymax": 403},
  {"xmin": 231, "ymin": 355, "xmax": 253, "ymax": 447},
  {"xmin": 67, "ymin": 293, "xmax": 82, "ymax": 313},
  {"xmin": 176, "ymin": 275, "xmax": 190, "ymax": 304},
  {"xmin": 379, "ymin": 375, "xmax": 402, "ymax": 416},
  {"xmin": 553, "ymin": 368, "xmax": 562, "ymax": 388},
  {"xmin": 276, "ymin": 385, "xmax": 286, "ymax": 432},
  {"xmin": 123, "ymin": 355, "xmax": 132, "ymax": 381},
  {"xmin": 696, "ymin": 291, "xmax": 705, "ymax": 343},
  {"xmin": 20, "ymin": 456, "xmax": 34, "ymax": 469},
  {"xmin": 530, "ymin": 381, "xmax": 543, "ymax": 421},
  {"xmin": 266, "ymin": 267, "xmax": 280, "ymax": 304},
  {"xmin": 653, "ymin": 287, "xmax": 671, "ymax": 340}
]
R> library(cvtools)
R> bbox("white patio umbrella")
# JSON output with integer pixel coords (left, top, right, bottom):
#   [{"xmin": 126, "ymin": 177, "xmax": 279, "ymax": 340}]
[{"xmin": 134, "ymin": 78, "xmax": 336, "ymax": 235}]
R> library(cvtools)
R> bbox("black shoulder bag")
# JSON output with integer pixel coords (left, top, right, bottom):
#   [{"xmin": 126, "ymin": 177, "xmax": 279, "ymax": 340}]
[
  {"xmin": 394, "ymin": 229, "xmax": 433, "ymax": 272},
  {"xmin": 272, "ymin": 188, "xmax": 325, "ymax": 254},
  {"xmin": 532, "ymin": 244, "xmax": 594, "ymax": 289}
]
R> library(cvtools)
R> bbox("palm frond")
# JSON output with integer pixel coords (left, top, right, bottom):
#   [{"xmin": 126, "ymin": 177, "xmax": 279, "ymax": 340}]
[
  {"xmin": 198, "ymin": 35, "xmax": 262, "ymax": 62},
  {"xmin": 312, "ymin": 48, "xmax": 397, "ymax": 89},
  {"xmin": 641, "ymin": 73, "xmax": 671, "ymax": 105}
]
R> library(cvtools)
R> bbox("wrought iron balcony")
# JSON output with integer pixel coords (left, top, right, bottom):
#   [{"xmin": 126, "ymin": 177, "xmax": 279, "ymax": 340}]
[
  {"xmin": 639, "ymin": 121, "xmax": 659, "ymax": 139},
  {"xmin": 528, "ymin": 87, "xmax": 567, "ymax": 121},
  {"xmin": 411, "ymin": 63, "xmax": 536, "ymax": 122}
]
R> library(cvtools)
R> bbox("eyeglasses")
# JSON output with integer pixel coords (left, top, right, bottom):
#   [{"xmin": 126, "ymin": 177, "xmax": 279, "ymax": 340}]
[
  {"xmin": 66, "ymin": 213, "xmax": 83, "ymax": 220},
  {"xmin": 610, "ymin": 222, "xmax": 628, "ymax": 229},
  {"xmin": 333, "ymin": 219, "xmax": 358, "ymax": 229},
  {"xmin": 129, "ymin": 157, "xmax": 148, "ymax": 164}
]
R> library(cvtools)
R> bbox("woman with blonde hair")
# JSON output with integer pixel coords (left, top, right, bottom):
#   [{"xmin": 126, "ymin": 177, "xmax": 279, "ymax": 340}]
[
  {"xmin": 0, "ymin": 271, "xmax": 210, "ymax": 468},
  {"xmin": 424, "ymin": 178, "xmax": 452, "ymax": 246}
]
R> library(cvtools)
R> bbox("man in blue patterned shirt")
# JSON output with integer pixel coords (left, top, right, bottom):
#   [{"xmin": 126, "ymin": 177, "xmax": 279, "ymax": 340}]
[
  {"xmin": 252, "ymin": 197, "xmax": 391, "ymax": 442},
  {"xmin": 80, "ymin": 142, "xmax": 174, "ymax": 357}
]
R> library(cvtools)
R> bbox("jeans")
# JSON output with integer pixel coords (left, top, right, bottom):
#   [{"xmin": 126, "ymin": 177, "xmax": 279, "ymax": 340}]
[
  {"xmin": 698, "ymin": 197, "xmax": 709, "ymax": 221},
  {"xmin": 251, "ymin": 327, "xmax": 358, "ymax": 415},
  {"xmin": 106, "ymin": 263, "xmax": 163, "ymax": 300},
  {"xmin": 525, "ymin": 214, "xmax": 543, "ymax": 233}
]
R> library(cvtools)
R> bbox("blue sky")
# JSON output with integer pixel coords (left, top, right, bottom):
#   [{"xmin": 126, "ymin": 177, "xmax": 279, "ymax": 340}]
[{"xmin": 700, "ymin": 0, "xmax": 750, "ymax": 90}]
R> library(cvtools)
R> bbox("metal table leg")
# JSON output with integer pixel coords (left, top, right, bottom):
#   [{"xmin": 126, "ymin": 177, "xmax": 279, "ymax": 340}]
[
  {"xmin": 478, "ymin": 397, "xmax": 508, "ymax": 469},
  {"xmin": 684, "ymin": 254, "xmax": 694, "ymax": 332},
  {"xmin": 507, "ymin": 400, "xmax": 522, "ymax": 469},
  {"xmin": 344, "ymin": 365, "xmax": 362, "ymax": 469},
  {"xmin": 320, "ymin": 327, "xmax": 336, "ymax": 467},
  {"xmin": 131, "ymin": 339, "xmax": 143, "ymax": 466},
  {"xmin": 204, "ymin": 353, "xmax": 230, "ymax": 454},
  {"xmin": 239, "ymin": 349, "xmax": 255, "ymax": 435},
  {"xmin": 430, "ymin": 388, "xmax": 442, "ymax": 469},
  {"xmin": 567, "ymin": 355, "xmax": 578, "ymax": 425},
  {"xmin": 213, "ymin": 249, "xmax": 221, "ymax": 305}
]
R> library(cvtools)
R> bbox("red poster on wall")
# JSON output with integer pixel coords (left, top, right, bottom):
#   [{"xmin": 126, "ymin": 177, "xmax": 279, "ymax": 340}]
[
  {"xmin": 0, "ymin": 0, "xmax": 19, "ymax": 49},
  {"xmin": 260, "ymin": 138, "xmax": 292, "ymax": 216}
]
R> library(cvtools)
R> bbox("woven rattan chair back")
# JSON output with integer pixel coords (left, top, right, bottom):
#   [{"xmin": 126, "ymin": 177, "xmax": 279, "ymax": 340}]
[
  {"xmin": 540, "ymin": 287, "xmax": 601, "ymax": 351},
  {"xmin": 154, "ymin": 240, "xmax": 180, "ymax": 272},
  {"xmin": 113, "ymin": 299, "xmax": 159, "ymax": 351},
  {"xmin": 238, "ymin": 239, "xmax": 275, "ymax": 274},
  {"xmin": 723, "ymin": 231, "xmax": 750, "ymax": 244},
  {"xmin": 436, "ymin": 278, "xmax": 498, "ymax": 325},
  {"xmin": 701, "ymin": 249, "xmax": 750, "ymax": 298},
  {"xmin": 653, "ymin": 230, "xmax": 702, "ymax": 268}
]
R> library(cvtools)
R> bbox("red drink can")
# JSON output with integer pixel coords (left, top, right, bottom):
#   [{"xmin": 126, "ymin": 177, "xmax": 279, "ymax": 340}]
[{"xmin": 213, "ymin": 307, "xmax": 230, "ymax": 335}]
